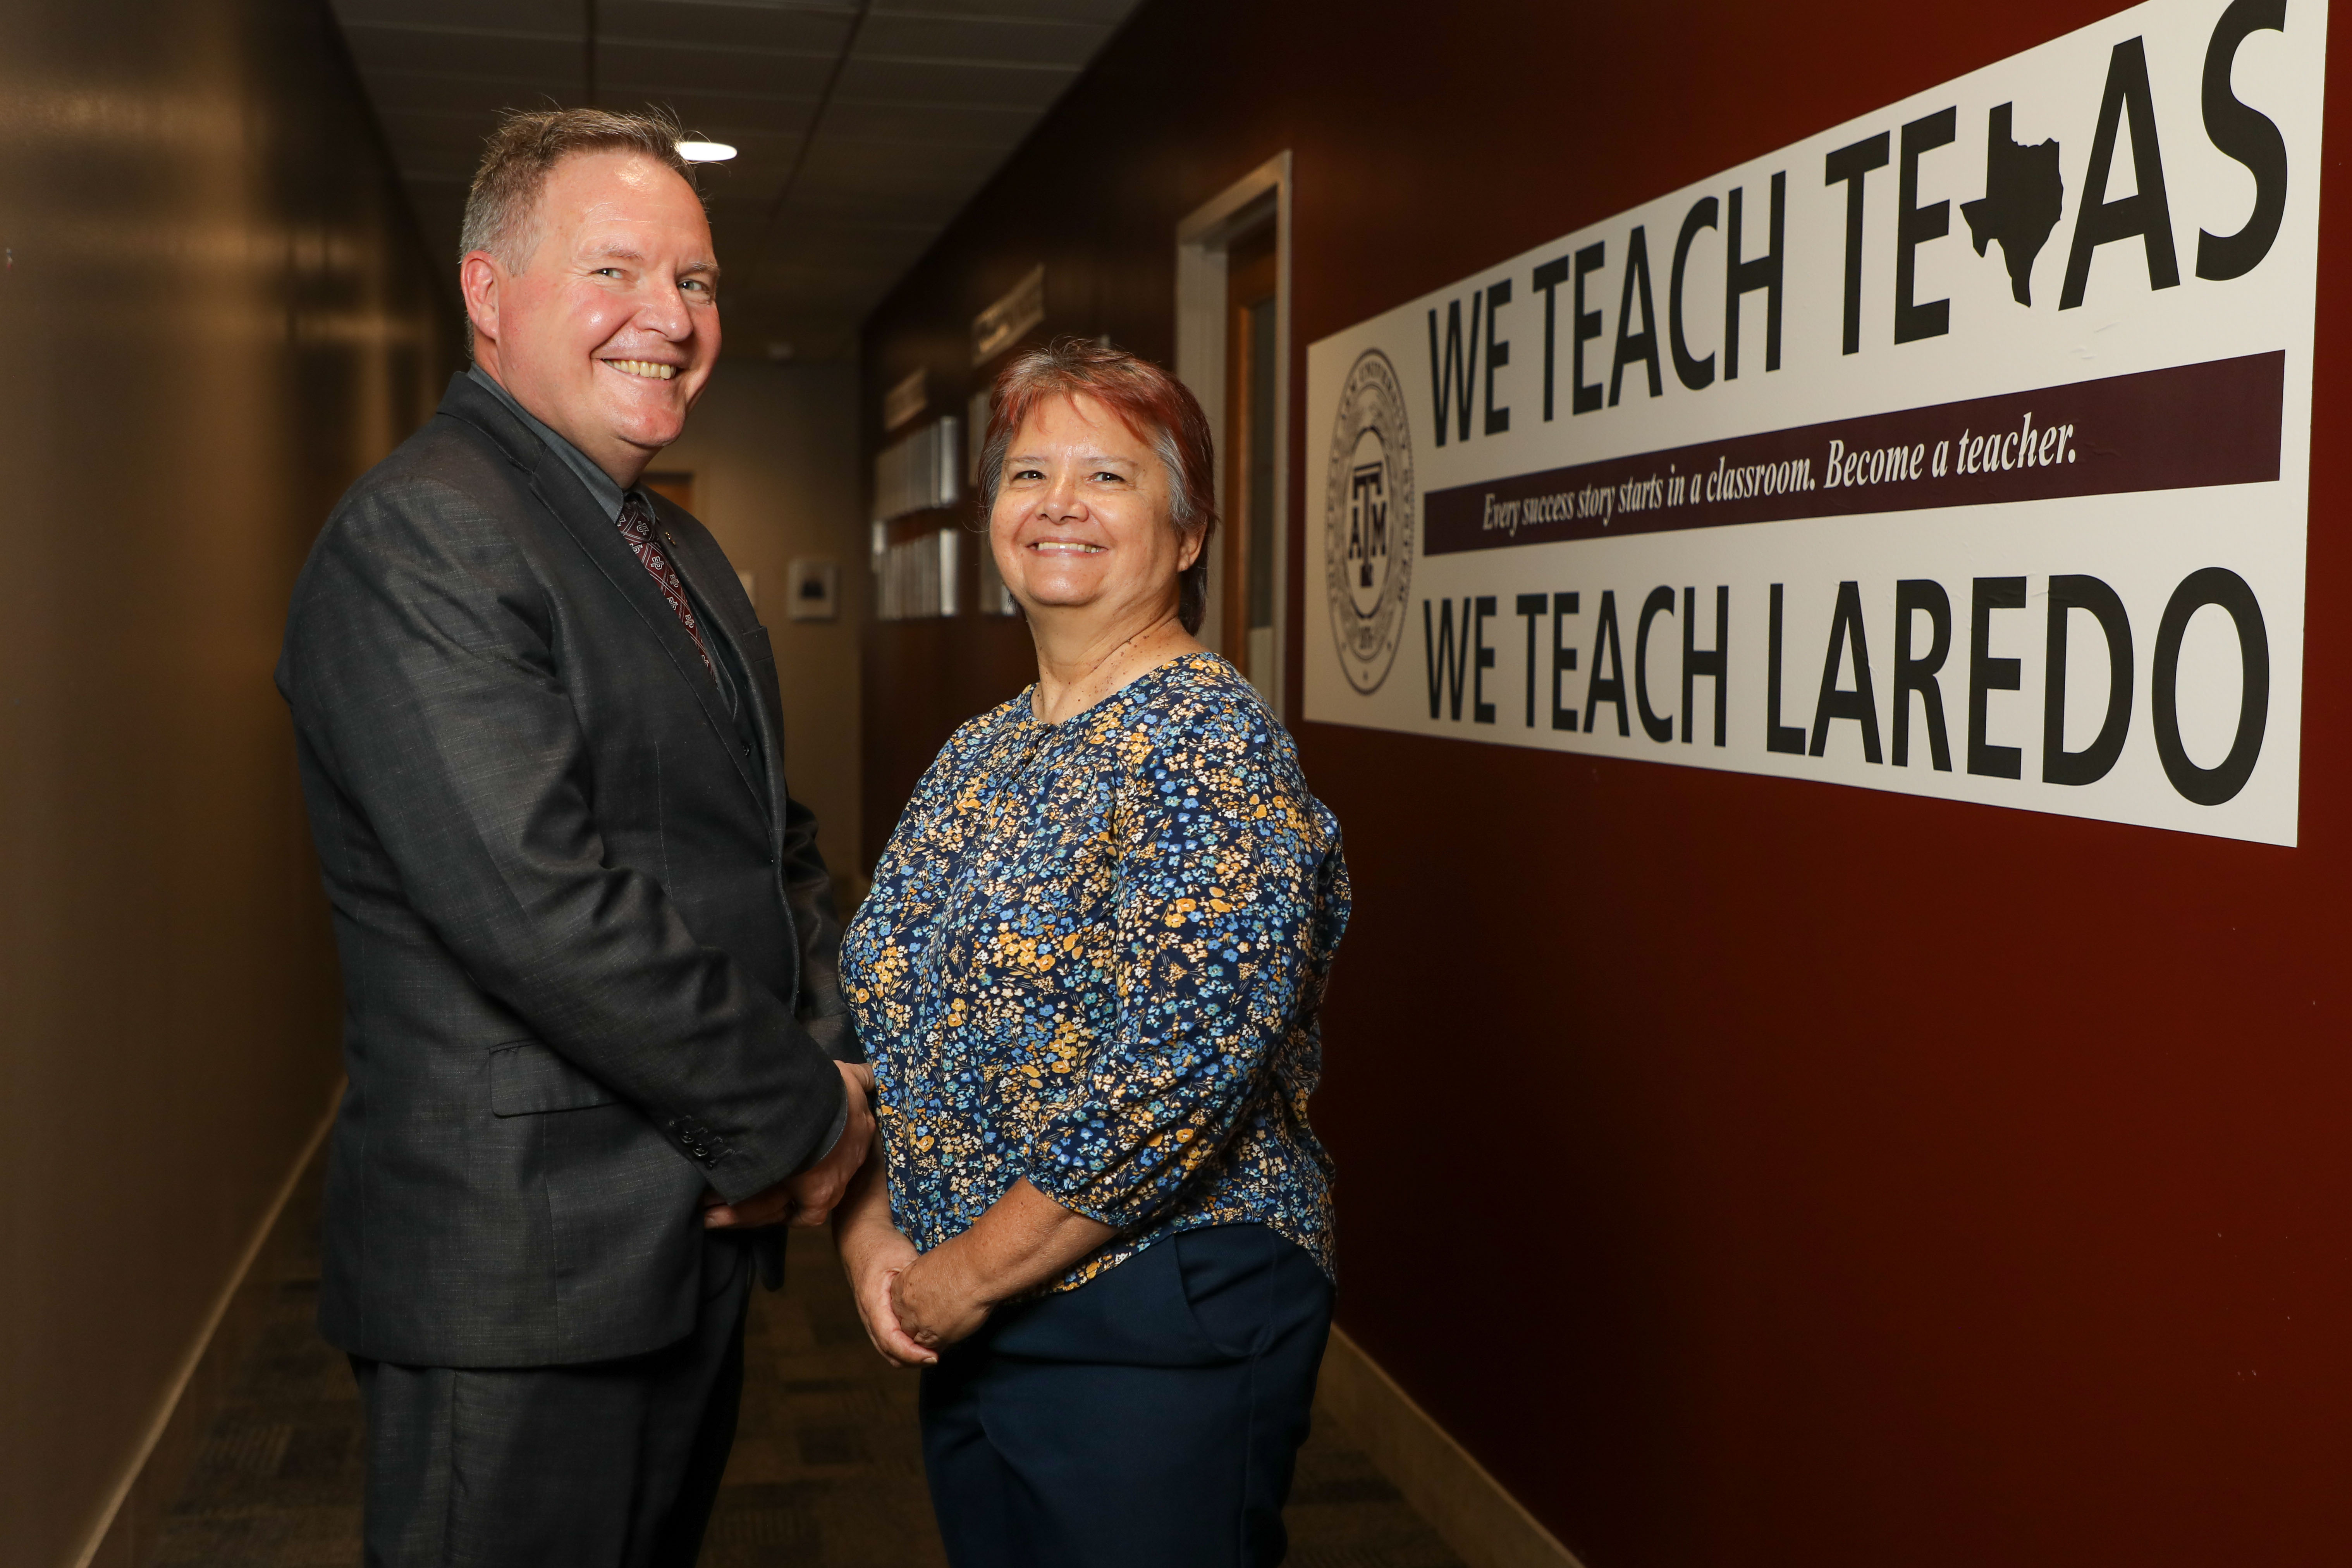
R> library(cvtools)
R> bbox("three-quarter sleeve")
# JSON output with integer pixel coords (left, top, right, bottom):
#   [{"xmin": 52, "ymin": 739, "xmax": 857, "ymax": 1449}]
[{"xmin": 1023, "ymin": 701, "xmax": 1332, "ymax": 1231}]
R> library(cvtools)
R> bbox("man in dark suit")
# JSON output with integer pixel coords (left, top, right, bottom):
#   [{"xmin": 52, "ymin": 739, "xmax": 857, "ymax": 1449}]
[{"xmin": 276, "ymin": 108, "xmax": 867, "ymax": 1566}]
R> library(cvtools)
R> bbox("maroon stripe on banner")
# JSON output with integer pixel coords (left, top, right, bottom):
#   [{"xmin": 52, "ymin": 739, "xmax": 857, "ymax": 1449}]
[{"xmin": 1421, "ymin": 350, "xmax": 2286, "ymax": 556}]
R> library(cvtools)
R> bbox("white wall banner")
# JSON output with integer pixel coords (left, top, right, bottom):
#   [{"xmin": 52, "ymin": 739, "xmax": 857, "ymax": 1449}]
[{"xmin": 1305, "ymin": 0, "xmax": 2323, "ymax": 845}]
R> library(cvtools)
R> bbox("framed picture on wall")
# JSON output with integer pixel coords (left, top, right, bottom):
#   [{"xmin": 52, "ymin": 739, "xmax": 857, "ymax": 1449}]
[{"xmin": 786, "ymin": 558, "xmax": 839, "ymax": 621}]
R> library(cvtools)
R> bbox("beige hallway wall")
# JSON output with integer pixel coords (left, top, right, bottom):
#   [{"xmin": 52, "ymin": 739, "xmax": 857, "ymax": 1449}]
[
  {"xmin": 657, "ymin": 361, "xmax": 867, "ymax": 883},
  {"xmin": 0, "ymin": 2, "xmax": 460, "ymax": 1563}
]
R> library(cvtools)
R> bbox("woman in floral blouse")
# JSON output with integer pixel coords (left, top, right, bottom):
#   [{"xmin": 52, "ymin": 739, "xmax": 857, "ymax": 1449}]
[{"xmin": 835, "ymin": 339, "xmax": 1349, "ymax": 1567}]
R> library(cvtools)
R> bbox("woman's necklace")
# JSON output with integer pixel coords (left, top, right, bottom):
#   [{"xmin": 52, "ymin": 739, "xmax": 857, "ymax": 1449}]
[{"xmin": 1038, "ymin": 612, "xmax": 1185, "ymax": 722}]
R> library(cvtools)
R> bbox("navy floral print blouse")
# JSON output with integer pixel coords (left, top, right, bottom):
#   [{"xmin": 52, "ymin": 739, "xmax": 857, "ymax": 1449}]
[{"xmin": 840, "ymin": 652, "xmax": 1347, "ymax": 1291}]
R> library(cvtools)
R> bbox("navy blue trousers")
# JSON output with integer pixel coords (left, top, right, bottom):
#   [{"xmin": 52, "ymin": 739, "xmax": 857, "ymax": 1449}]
[{"xmin": 919, "ymin": 1223, "xmax": 1334, "ymax": 1568}]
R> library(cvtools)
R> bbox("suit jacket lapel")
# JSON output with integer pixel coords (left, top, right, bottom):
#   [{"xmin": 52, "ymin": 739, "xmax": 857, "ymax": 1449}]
[
  {"xmin": 434, "ymin": 375, "xmax": 764, "ymax": 808},
  {"xmin": 656, "ymin": 502, "xmax": 790, "ymax": 849}
]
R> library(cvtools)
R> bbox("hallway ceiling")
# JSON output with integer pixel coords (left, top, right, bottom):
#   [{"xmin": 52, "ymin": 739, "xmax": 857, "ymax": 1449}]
[{"xmin": 327, "ymin": 0, "xmax": 1140, "ymax": 361}]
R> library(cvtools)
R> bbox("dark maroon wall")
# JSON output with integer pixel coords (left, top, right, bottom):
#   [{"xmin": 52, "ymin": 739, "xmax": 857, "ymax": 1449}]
[{"xmin": 860, "ymin": 2, "xmax": 2352, "ymax": 1561}]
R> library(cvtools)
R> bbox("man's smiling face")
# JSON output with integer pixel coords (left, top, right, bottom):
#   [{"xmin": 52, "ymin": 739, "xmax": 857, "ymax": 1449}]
[{"xmin": 462, "ymin": 148, "xmax": 720, "ymax": 485}]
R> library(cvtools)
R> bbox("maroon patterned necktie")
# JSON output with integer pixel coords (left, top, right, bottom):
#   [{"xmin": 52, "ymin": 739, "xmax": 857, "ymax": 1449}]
[{"xmin": 616, "ymin": 493, "xmax": 714, "ymax": 680}]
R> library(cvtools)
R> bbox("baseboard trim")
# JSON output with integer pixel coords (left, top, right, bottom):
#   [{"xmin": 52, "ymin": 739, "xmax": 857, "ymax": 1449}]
[
  {"xmin": 70, "ymin": 1087, "xmax": 340, "ymax": 1568},
  {"xmin": 1316, "ymin": 1325, "xmax": 1584, "ymax": 1568}
]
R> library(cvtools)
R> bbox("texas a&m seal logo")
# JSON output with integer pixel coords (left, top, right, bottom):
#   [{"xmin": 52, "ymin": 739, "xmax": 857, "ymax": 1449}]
[{"xmin": 1323, "ymin": 349, "xmax": 1414, "ymax": 694}]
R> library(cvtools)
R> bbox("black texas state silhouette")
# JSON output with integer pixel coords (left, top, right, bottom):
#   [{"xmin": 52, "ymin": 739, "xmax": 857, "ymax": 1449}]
[{"xmin": 1961, "ymin": 102, "xmax": 2066, "ymax": 306}]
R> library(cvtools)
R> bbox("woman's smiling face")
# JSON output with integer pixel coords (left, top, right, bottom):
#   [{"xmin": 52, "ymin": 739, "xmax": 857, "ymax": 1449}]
[{"xmin": 991, "ymin": 393, "xmax": 1199, "ymax": 628}]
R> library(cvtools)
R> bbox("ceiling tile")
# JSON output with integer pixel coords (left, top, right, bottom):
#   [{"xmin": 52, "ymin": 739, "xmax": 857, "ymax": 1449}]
[
  {"xmin": 333, "ymin": 0, "xmax": 582, "ymax": 32},
  {"xmin": 597, "ymin": 40, "xmax": 839, "ymax": 98},
  {"xmin": 855, "ymin": 13, "xmax": 1111, "ymax": 69},
  {"xmin": 636, "ymin": 0, "xmax": 859, "ymax": 15},
  {"xmin": 830, "ymin": 55, "xmax": 1075, "ymax": 112},
  {"xmin": 344, "ymin": 24, "xmax": 586, "ymax": 85},
  {"xmin": 620, "ymin": 88, "xmax": 822, "ymax": 135},
  {"xmin": 330, "ymin": 0, "xmax": 1145, "ymax": 358},
  {"xmin": 356, "ymin": 70, "xmax": 580, "ymax": 117},
  {"xmin": 377, "ymin": 110, "xmax": 505, "ymax": 161},
  {"xmin": 703, "ymin": 199, "xmax": 783, "ymax": 246},
  {"xmin": 780, "ymin": 221, "xmax": 940, "ymax": 255},
  {"xmin": 600, "ymin": 0, "xmax": 854, "ymax": 53},
  {"xmin": 681, "ymin": 148, "xmax": 801, "ymax": 203},
  {"xmin": 783, "ymin": 191, "xmax": 966, "ymax": 231},
  {"xmin": 796, "ymin": 135, "xmax": 1009, "ymax": 190},
  {"xmin": 815, "ymin": 98, "xmax": 1032, "ymax": 148},
  {"xmin": 868, "ymin": 0, "xmax": 1136, "ymax": 21}
]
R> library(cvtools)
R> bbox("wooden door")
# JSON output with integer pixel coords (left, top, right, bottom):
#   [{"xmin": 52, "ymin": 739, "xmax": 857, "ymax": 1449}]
[{"xmin": 1220, "ymin": 227, "xmax": 1277, "ymax": 694}]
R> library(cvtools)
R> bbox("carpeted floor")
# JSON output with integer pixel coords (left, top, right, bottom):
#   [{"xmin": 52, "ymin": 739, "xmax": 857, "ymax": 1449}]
[{"xmin": 148, "ymin": 1223, "xmax": 1465, "ymax": 1568}]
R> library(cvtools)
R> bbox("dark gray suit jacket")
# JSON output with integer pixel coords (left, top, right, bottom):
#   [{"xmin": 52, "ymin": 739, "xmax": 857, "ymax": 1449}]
[{"xmin": 277, "ymin": 372, "xmax": 854, "ymax": 1368}]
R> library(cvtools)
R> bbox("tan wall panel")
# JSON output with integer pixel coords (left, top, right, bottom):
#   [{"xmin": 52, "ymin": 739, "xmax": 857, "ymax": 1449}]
[
  {"xmin": 658, "ymin": 362, "xmax": 867, "ymax": 884},
  {"xmin": 0, "ymin": 1, "xmax": 459, "ymax": 1563}
]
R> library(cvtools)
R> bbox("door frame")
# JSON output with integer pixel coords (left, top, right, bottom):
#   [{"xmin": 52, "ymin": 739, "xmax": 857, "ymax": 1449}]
[{"xmin": 1175, "ymin": 151, "xmax": 1292, "ymax": 715}]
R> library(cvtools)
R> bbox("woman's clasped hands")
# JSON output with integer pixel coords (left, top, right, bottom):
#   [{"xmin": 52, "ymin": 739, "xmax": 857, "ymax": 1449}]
[
  {"xmin": 834, "ymin": 1138, "xmax": 939, "ymax": 1366},
  {"xmin": 835, "ymin": 1200, "xmax": 1040, "ymax": 1364},
  {"xmin": 835, "ymin": 1161, "xmax": 1117, "ymax": 1368}
]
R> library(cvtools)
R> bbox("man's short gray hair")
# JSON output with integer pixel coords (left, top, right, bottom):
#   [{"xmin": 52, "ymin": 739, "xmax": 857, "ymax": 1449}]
[
  {"xmin": 458, "ymin": 107, "xmax": 700, "ymax": 353},
  {"xmin": 460, "ymin": 106, "xmax": 697, "ymax": 270}
]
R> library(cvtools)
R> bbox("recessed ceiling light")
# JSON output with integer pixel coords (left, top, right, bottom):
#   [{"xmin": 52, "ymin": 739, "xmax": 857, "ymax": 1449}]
[{"xmin": 677, "ymin": 141, "xmax": 737, "ymax": 163}]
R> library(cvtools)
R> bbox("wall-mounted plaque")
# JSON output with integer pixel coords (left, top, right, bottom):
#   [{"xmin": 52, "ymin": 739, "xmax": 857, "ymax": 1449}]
[
  {"xmin": 786, "ymin": 558, "xmax": 839, "ymax": 622},
  {"xmin": 882, "ymin": 367, "xmax": 927, "ymax": 432},
  {"xmin": 972, "ymin": 264, "xmax": 1045, "ymax": 366}
]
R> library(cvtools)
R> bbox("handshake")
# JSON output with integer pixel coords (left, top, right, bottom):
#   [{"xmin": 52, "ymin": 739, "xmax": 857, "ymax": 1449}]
[{"xmin": 699, "ymin": 1059, "xmax": 878, "ymax": 1231}]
